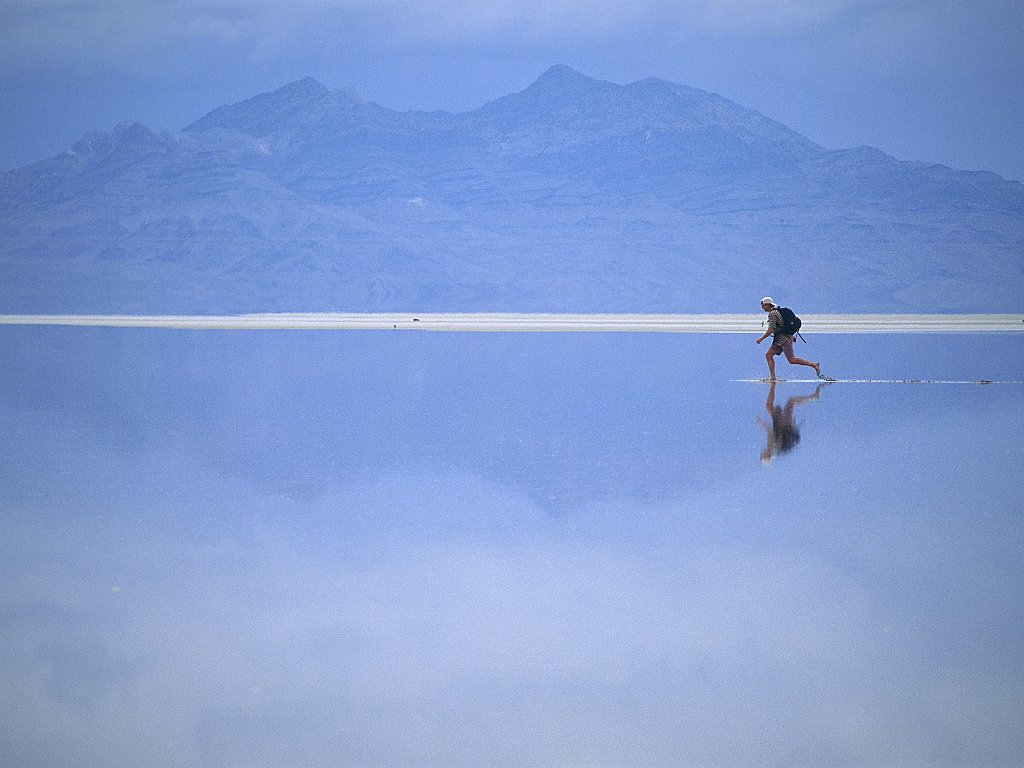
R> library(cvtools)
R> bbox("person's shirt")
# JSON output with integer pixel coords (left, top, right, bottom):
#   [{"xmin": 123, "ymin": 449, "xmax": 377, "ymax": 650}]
[{"xmin": 767, "ymin": 308, "xmax": 790, "ymax": 343}]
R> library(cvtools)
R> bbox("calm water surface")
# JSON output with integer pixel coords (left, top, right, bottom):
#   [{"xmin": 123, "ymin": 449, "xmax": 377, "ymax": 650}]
[{"xmin": 2, "ymin": 329, "xmax": 1023, "ymax": 767}]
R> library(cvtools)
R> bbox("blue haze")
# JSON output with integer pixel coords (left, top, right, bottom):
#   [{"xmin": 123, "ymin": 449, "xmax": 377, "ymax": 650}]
[
  {"xmin": 2, "ymin": 68, "xmax": 1022, "ymax": 315},
  {"xmin": 1, "ymin": 328, "xmax": 1023, "ymax": 767},
  {"xmin": 2, "ymin": 1, "xmax": 1023, "ymax": 183}
]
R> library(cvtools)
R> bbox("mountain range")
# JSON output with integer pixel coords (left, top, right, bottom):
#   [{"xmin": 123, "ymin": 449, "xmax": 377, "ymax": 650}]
[{"xmin": 1, "ymin": 65, "xmax": 1021, "ymax": 313}]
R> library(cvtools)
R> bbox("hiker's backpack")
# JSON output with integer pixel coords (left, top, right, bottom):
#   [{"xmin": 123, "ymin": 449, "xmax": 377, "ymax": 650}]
[{"xmin": 776, "ymin": 306, "xmax": 802, "ymax": 336}]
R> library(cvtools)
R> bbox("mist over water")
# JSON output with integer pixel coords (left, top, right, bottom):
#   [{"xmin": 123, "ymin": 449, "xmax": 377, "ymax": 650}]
[{"xmin": 2, "ymin": 328, "xmax": 1022, "ymax": 767}]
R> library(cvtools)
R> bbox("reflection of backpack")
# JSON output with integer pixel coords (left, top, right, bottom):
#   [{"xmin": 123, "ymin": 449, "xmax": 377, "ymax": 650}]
[{"xmin": 776, "ymin": 306, "xmax": 802, "ymax": 336}]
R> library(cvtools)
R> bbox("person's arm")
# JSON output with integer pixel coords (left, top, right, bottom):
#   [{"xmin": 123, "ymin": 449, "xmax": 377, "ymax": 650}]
[{"xmin": 756, "ymin": 311, "xmax": 777, "ymax": 343}]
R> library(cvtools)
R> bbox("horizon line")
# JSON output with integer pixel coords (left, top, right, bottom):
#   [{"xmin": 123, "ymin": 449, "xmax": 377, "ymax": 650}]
[{"xmin": 1, "ymin": 313, "xmax": 1023, "ymax": 332}]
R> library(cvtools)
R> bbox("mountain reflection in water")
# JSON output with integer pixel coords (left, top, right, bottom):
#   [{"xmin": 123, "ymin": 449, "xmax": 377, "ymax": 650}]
[{"xmin": 1, "ymin": 329, "xmax": 1022, "ymax": 768}]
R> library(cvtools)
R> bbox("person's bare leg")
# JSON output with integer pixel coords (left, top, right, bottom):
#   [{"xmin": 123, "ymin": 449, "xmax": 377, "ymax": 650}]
[
  {"xmin": 784, "ymin": 349, "xmax": 820, "ymax": 376},
  {"xmin": 765, "ymin": 347, "xmax": 778, "ymax": 380}
]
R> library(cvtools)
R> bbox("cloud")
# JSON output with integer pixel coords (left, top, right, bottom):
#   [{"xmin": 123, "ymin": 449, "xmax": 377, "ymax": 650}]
[
  {"xmin": 0, "ymin": 0, "xmax": 911, "ymax": 74},
  {"xmin": 350, "ymin": 0, "xmax": 890, "ymax": 43},
  {"xmin": 3, "ymin": 445, "xmax": 1023, "ymax": 767},
  {"xmin": 0, "ymin": 0, "xmax": 328, "ymax": 72},
  {"xmin": 4, "ymin": 506, "xmax": 1020, "ymax": 767},
  {"xmin": 1, "ymin": 1, "xmax": 215, "ymax": 72}
]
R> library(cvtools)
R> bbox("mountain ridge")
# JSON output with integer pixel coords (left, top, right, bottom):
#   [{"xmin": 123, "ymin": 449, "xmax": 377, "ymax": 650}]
[{"xmin": 1, "ymin": 67, "xmax": 1021, "ymax": 314}]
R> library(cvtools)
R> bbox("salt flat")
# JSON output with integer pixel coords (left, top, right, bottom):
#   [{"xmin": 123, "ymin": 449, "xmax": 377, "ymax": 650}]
[{"xmin": 0, "ymin": 313, "xmax": 1022, "ymax": 332}]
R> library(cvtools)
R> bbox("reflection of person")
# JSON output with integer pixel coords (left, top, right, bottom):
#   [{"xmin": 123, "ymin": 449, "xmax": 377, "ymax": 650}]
[
  {"xmin": 755, "ymin": 297, "xmax": 823, "ymax": 382},
  {"xmin": 759, "ymin": 380, "xmax": 824, "ymax": 464}
]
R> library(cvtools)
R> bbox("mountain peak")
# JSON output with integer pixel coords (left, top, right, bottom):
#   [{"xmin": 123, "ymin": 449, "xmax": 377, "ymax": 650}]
[
  {"xmin": 474, "ymin": 66, "xmax": 619, "ymax": 118},
  {"xmin": 275, "ymin": 76, "xmax": 329, "ymax": 99},
  {"xmin": 525, "ymin": 65, "xmax": 614, "ymax": 96},
  {"xmin": 184, "ymin": 76, "xmax": 361, "ymax": 137},
  {"xmin": 68, "ymin": 121, "xmax": 164, "ymax": 158},
  {"xmin": 534, "ymin": 65, "xmax": 591, "ymax": 85},
  {"xmin": 472, "ymin": 67, "xmax": 822, "ymax": 161}
]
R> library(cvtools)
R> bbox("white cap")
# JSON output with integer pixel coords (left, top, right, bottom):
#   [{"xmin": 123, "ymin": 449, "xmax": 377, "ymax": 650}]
[{"xmin": 761, "ymin": 296, "xmax": 775, "ymax": 307}]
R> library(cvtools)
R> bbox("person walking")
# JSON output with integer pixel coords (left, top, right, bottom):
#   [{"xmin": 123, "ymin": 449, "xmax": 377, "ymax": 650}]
[{"xmin": 755, "ymin": 297, "xmax": 824, "ymax": 381}]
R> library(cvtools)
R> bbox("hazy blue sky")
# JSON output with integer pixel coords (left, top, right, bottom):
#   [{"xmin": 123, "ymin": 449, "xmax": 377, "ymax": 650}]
[{"xmin": 1, "ymin": 0, "xmax": 1023, "ymax": 180}]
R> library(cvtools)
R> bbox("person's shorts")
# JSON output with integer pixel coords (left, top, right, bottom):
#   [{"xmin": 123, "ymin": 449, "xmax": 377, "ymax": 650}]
[{"xmin": 770, "ymin": 335, "xmax": 793, "ymax": 355}]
